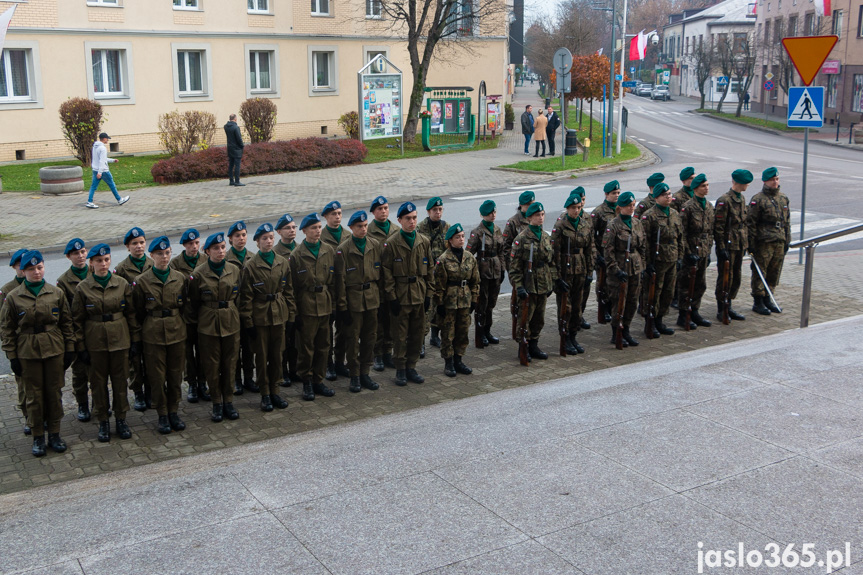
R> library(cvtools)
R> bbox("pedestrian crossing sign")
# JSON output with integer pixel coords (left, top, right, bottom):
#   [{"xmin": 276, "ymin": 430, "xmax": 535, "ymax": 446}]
[{"xmin": 787, "ymin": 86, "xmax": 824, "ymax": 128}]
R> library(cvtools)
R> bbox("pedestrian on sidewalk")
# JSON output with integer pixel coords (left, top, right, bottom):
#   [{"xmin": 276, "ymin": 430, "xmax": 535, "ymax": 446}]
[
  {"xmin": 86, "ymin": 133, "xmax": 129, "ymax": 209},
  {"xmin": 520, "ymin": 105, "xmax": 534, "ymax": 155},
  {"xmin": 224, "ymin": 114, "xmax": 245, "ymax": 187},
  {"xmin": 533, "ymin": 109, "xmax": 548, "ymax": 157},
  {"xmin": 743, "ymin": 92, "xmax": 750, "ymax": 111},
  {"xmin": 546, "ymin": 106, "xmax": 561, "ymax": 156}
]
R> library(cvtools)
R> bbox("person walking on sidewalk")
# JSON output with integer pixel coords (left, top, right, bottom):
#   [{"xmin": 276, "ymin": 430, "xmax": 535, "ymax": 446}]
[
  {"xmin": 85, "ymin": 133, "xmax": 129, "ymax": 209},
  {"xmin": 225, "ymin": 114, "xmax": 245, "ymax": 187},
  {"xmin": 520, "ymin": 105, "xmax": 534, "ymax": 156},
  {"xmin": 533, "ymin": 109, "xmax": 548, "ymax": 157},
  {"xmin": 546, "ymin": 106, "xmax": 561, "ymax": 156},
  {"xmin": 743, "ymin": 92, "xmax": 750, "ymax": 111}
]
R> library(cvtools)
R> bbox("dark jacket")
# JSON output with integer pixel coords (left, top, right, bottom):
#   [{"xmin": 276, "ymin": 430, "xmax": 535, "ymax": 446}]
[
  {"xmin": 546, "ymin": 111, "xmax": 561, "ymax": 133},
  {"xmin": 224, "ymin": 121, "xmax": 245, "ymax": 159},
  {"xmin": 520, "ymin": 110, "xmax": 534, "ymax": 135}
]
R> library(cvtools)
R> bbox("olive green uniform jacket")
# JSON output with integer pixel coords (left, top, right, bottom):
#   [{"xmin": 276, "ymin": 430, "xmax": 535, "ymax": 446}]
[
  {"xmin": 671, "ymin": 187, "xmax": 693, "ymax": 213},
  {"xmin": 114, "ymin": 255, "xmax": 154, "ymax": 284},
  {"xmin": 433, "ymin": 249, "xmax": 480, "ymax": 310},
  {"xmin": 335, "ymin": 237, "xmax": 382, "ymax": 313},
  {"xmin": 418, "ymin": 218, "xmax": 450, "ymax": 264},
  {"xmin": 641, "ymin": 206, "xmax": 684, "ymax": 264},
  {"xmin": 746, "ymin": 186, "xmax": 791, "ymax": 248},
  {"xmin": 466, "ymin": 223, "xmax": 506, "ymax": 280},
  {"xmin": 274, "ymin": 240, "xmax": 297, "ymax": 259},
  {"xmin": 680, "ymin": 197, "xmax": 715, "ymax": 259},
  {"xmin": 239, "ymin": 251, "xmax": 296, "ymax": 328},
  {"xmin": 367, "ymin": 219, "xmax": 400, "ymax": 245},
  {"xmin": 290, "ymin": 241, "xmax": 336, "ymax": 318},
  {"xmin": 634, "ymin": 194, "xmax": 656, "ymax": 219},
  {"xmin": 382, "ymin": 232, "xmax": 432, "ymax": 306},
  {"xmin": 551, "ymin": 211, "xmax": 595, "ymax": 279},
  {"xmin": 590, "ymin": 202, "xmax": 617, "ymax": 257},
  {"xmin": 71, "ymin": 273, "xmax": 138, "ymax": 352},
  {"xmin": 714, "ymin": 190, "xmax": 749, "ymax": 251},
  {"xmin": 509, "ymin": 228, "xmax": 557, "ymax": 294},
  {"xmin": 322, "ymin": 226, "xmax": 352, "ymax": 250},
  {"xmin": 186, "ymin": 262, "xmax": 242, "ymax": 337},
  {"xmin": 131, "ymin": 268, "xmax": 188, "ymax": 345},
  {"xmin": 1, "ymin": 283, "xmax": 74, "ymax": 360},
  {"xmin": 502, "ymin": 210, "xmax": 529, "ymax": 271},
  {"xmin": 170, "ymin": 253, "xmax": 205, "ymax": 279}
]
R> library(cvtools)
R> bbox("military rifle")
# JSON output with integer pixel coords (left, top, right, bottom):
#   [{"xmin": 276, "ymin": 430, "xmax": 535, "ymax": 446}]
[
  {"xmin": 644, "ymin": 227, "xmax": 660, "ymax": 339},
  {"xmin": 559, "ymin": 236, "xmax": 571, "ymax": 357},
  {"xmin": 518, "ymin": 243, "xmax": 533, "ymax": 366},
  {"xmin": 596, "ymin": 262, "xmax": 608, "ymax": 324},
  {"xmin": 719, "ymin": 227, "xmax": 732, "ymax": 325},
  {"xmin": 475, "ymin": 233, "xmax": 486, "ymax": 348},
  {"xmin": 685, "ymin": 246, "xmax": 698, "ymax": 331},
  {"xmin": 616, "ymin": 235, "xmax": 630, "ymax": 350}
]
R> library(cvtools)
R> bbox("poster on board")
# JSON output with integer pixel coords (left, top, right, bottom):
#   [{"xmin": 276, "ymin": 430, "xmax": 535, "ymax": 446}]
[{"xmin": 360, "ymin": 73, "xmax": 402, "ymax": 140}]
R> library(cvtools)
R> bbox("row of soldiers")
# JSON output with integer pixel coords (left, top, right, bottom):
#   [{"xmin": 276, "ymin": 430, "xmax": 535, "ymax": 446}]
[{"xmin": 1, "ymin": 170, "xmax": 790, "ymax": 457}]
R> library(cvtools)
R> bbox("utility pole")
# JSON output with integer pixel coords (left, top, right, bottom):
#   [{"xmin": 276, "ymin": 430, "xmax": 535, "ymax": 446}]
[
  {"xmin": 615, "ymin": 0, "xmax": 628, "ymax": 154},
  {"xmin": 607, "ymin": 0, "xmax": 616, "ymax": 157}
]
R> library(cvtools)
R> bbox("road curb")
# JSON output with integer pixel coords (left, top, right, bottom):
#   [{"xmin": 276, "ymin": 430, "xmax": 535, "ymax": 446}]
[{"xmin": 489, "ymin": 140, "xmax": 658, "ymax": 178}]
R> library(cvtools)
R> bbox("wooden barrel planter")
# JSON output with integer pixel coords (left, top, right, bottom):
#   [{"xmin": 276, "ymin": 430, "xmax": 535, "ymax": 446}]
[{"xmin": 40, "ymin": 165, "xmax": 84, "ymax": 195}]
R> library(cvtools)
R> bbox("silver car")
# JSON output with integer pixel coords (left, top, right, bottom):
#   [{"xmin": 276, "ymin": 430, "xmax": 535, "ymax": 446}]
[
  {"xmin": 637, "ymin": 83, "xmax": 654, "ymax": 97},
  {"xmin": 650, "ymin": 85, "xmax": 670, "ymax": 101}
]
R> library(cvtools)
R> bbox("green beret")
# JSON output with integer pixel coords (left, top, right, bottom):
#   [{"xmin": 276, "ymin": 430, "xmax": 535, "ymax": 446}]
[
  {"xmin": 691, "ymin": 173, "xmax": 708, "ymax": 190},
  {"xmin": 732, "ymin": 169, "xmax": 754, "ymax": 184},
  {"xmin": 616, "ymin": 191, "xmax": 635, "ymax": 207},
  {"xmin": 479, "ymin": 200, "xmax": 496, "ymax": 216},
  {"xmin": 426, "ymin": 196, "xmax": 443, "ymax": 210},
  {"xmin": 603, "ymin": 180, "xmax": 620, "ymax": 194},
  {"xmin": 525, "ymin": 202, "xmax": 544, "ymax": 218},
  {"xmin": 569, "ymin": 186, "xmax": 586, "ymax": 200},
  {"xmin": 679, "ymin": 167, "xmax": 695, "ymax": 181},
  {"xmin": 564, "ymin": 196, "xmax": 578, "ymax": 208},
  {"xmin": 646, "ymin": 172, "xmax": 665, "ymax": 187},
  {"xmin": 518, "ymin": 190, "xmax": 535, "ymax": 205},
  {"xmin": 445, "ymin": 223, "xmax": 463, "ymax": 241},
  {"xmin": 762, "ymin": 167, "xmax": 778, "ymax": 181},
  {"xmin": 651, "ymin": 182, "xmax": 670, "ymax": 198}
]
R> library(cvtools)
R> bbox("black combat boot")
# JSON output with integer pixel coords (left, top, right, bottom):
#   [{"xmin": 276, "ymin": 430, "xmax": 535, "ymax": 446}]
[
  {"xmin": 198, "ymin": 381, "xmax": 211, "ymax": 401},
  {"xmin": 212, "ymin": 403, "xmax": 224, "ymax": 423},
  {"xmin": 656, "ymin": 317, "xmax": 675, "ymax": 335},
  {"xmin": 430, "ymin": 327, "xmax": 441, "ymax": 347},
  {"xmin": 383, "ymin": 353, "xmax": 396, "ymax": 369},
  {"xmin": 406, "ymin": 368, "xmax": 424, "ymax": 383},
  {"xmin": 691, "ymin": 309, "xmax": 712, "ymax": 327},
  {"xmin": 373, "ymin": 356, "xmax": 385, "ymax": 372},
  {"xmin": 243, "ymin": 374, "xmax": 259, "ymax": 393},
  {"xmin": 728, "ymin": 304, "xmax": 746, "ymax": 321},
  {"xmin": 349, "ymin": 376, "xmax": 362, "ymax": 392},
  {"xmin": 116, "ymin": 419, "xmax": 132, "ymax": 440},
  {"xmin": 313, "ymin": 382, "xmax": 336, "ymax": 397},
  {"xmin": 234, "ymin": 379, "xmax": 245, "ymax": 395},
  {"xmin": 168, "ymin": 413, "xmax": 185, "ymax": 431},
  {"xmin": 752, "ymin": 296, "xmax": 771, "ymax": 316},
  {"xmin": 133, "ymin": 391, "xmax": 147, "ymax": 412},
  {"xmin": 649, "ymin": 323, "xmax": 661, "ymax": 338},
  {"xmin": 764, "ymin": 297, "xmax": 781, "ymax": 314},
  {"xmin": 223, "ymin": 403, "xmax": 239, "ymax": 420},
  {"xmin": 564, "ymin": 336, "xmax": 578, "ymax": 355},
  {"xmin": 270, "ymin": 394, "xmax": 288, "ymax": 409},
  {"xmin": 444, "ymin": 357, "xmax": 456, "ymax": 377},
  {"xmin": 325, "ymin": 361, "xmax": 337, "ymax": 382},
  {"xmin": 609, "ymin": 326, "xmax": 629, "ymax": 347},
  {"xmin": 335, "ymin": 362, "xmax": 350, "ymax": 378},
  {"xmin": 77, "ymin": 403, "xmax": 91, "ymax": 422},
  {"xmin": 676, "ymin": 311, "xmax": 697, "ymax": 330},
  {"xmin": 32, "ymin": 435, "xmax": 46, "ymax": 457},
  {"xmin": 485, "ymin": 330, "xmax": 500, "ymax": 344},
  {"xmin": 603, "ymin": 310, "xmax": 612, "ymax": 323},
  {"xmin": 360, "ymin": 374, "xmax": 379, "ymax": 390},
  {"xmin": 580, "ymin": 318, "xmax": 591, "ymax": 329},
  {"xmin": 260, "ymin": 395, "xmax": 274, "ymax": 412},
  {"xmin": 528, "ymin": 340, "xmax": 548, "ymax": 360},
  {"xmin": 421, "ymin": 344, "xmax": 426, "ymax": 359},
  {"xmin": 394, "ymin": 369, "xmax": 408, "ymax": 386},
  {"xmin": 302, "ymin": 380, "xmax": 316, "ymax": 401},
  {"xmin": 47, "ymin": 433, "xmax": 67, "ymax": 453},
  {"xmin": 622, "ymin": 326, "xmax": 639, "ymax": 347},
  {"xmin": 569, "ymin": 333, "xmax": 585, "ymax": 354},
  {"xmin": 280, "ymin": 369, "xmax": 292, "ymax": 387},
  {"xmin": 453, "ymin": 355, "xmax": 472, "ymax": 375},
  {"xmin": 98, "ymin": 421, "xmax": 111, "ymax": 442},
  {"xmin": 23, "ymin": 423, "xmax": 31, "ymax": 436},
  {"xmin": 157, "ymin": 415, "xmax": 171, "ymax": 434},
  {"xmin": 187, "ymin": 380, "xmax": 199, "ymax": 403}
]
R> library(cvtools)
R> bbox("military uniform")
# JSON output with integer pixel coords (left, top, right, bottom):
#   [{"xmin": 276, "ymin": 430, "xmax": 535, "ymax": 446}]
[
  {"xmin": 602, "ymin": 216, "xmax": 647, "ymax": 335},
  {"xmin": 634, "ymin": 194, "xmax": 656, "ymax": 219},
  {"xmin": 274, "ymin": 239, "xmax": 299, "ymax": 382},
  {"xmin": 433, "ymin": 247, "xmax": 479, "ymax": 362},
  {"xmin": 239, "ymin": 250, "xmax": 296, "ymax": 402},
  {"xmin": 56, "ymin": 265, "xmax": 91, "ymax": 412},
  {"xmin": 322, "ymin": 225, "xmax": 351, "ymax": 377},
  {"xmin": 382, "ymin": 230, "xmax": 432, "ymax": 372},
  {"xmin": 746, "ymin": 185, "xmax": 790, "ymax": 302},
  {"xmin": 671, "ymin": 186, "xmax": 693, "ymax": 213},
  {"xmin": 551, "ymin": 210, "xmax": 595, "ymax": 346},
  {"xmin": 680, "ymin": 196, "xmax": 715, "ymax": 317},
  {"xmin": 713, "ymin": 189, "xmax": 748, "ymax": 310},
  {"xmin": 367, "ymin": 218, "xmax": 400, "ymax": 363},
  {"xmin": 186, "ymin": 259, "xmax": 242, "ymax": 409},
  {"xmin": 1, "ymin": 282, "xmax": 75, "ymax": 438},
  {"xmin": 418, "ymin": 217, "xmax": 450, "ymax": 342},
  {"xmin": 502, "ymin": 209, "xmax": 529, "ymax": 272},
  {"xmin": 590, "ymin": 201, "xmax": 617, "ymax": 316},
  {"xmin": 641, "ymin": 204, "xmax": 684, "ymax": 325},
  {"xmin": 466, "ymin": 221, "xmax": 505, "ymax": 342},
  {"xmin": 335, "ymin": 235, "xmax": 382, "ymax": 380},
  {"xmin": 227, "ymin": 246, "xmax": 256, "ymax": 390},
  {"xmin": 1, "ymin": 276, "xmax": 28, "ymax": 424},
  {"xmin": 170, "ymin": 251, "xmax": 207, "ymax": 399},
  {"xmin": 71, "ymin": 273, "xmax": 138, "ymax": 424},
  {"xmin": 114, "ymin": 254, "xmax": 153, "ymax": 404},
  {"xmin": 509, "ymin": 227, "xmax": 557, "ymax": 345}
]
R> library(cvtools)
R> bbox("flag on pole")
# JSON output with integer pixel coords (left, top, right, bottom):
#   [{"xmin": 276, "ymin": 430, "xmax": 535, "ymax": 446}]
[
  {"xmin": 813, "ymin": 0, "xmax": 831, "ymax": 15},
  {"xmin": 0, "ymin": 5, "xmax": 17, "ymax": 55},
  {"xmin": 596, "ymin": 48, "xmax": 603, "ymax": 56},
  {"xmin": 629, "ymin": 30, "xmax": 647, "ymax": 61}
]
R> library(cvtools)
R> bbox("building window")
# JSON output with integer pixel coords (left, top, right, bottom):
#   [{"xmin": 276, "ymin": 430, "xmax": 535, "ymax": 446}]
[
  {"xmin": 804, "ymin": 12, "xmax": 815, "ymax": 35},
  {"xmin": 773, "ymin": 18, "xmax": 782, "ymax": 43},
  {"xmin": 858, "ymin": 5, "xmax": 863, "ymax": 37},
  {"xmin": 444, "ymin": 0, "xmax": 475, "ymax": 36},
  {"xmin": 789, "ymin": 15, "xmax": 798, "ymax": 36},
  {"xmin": 827, "ymin": 74, "xmax": 838, "ymax": 107},
  {"xmin": 366, "ymin": 0, "xmax": 381, "ymax": 18},
  {"xmin": 248, "ymin": 0, "xmax": 269, "ymax": 13},
  {"xmin": 0, "ymin": 49, "xmax": 30, "ymax": 101},
  {"xmin": 853, "ymin": 75, "xmax": 863, "ymax": 113},
  {"xmin": 832, "ymin": 9, "xmax": 843, "ymax": 37},
  {"xmin": 173, "ymin": 0, "xmax": 199, "ymax": 10},
  {"xmin": 311, "ymin": 0, "xmax": 329, "ymax": 15},
  {"xmin": 312, "ymin": 51, "xmax": 333, "ymax": 89},
  {"xmin": 177, "ymin": 51, "xmax": 204, "ymax": 93},
  {"xmin": 249, "ymin": 51, "xmax": 272, "ymax": 91},
  {"xmin": 85, "ymin": 42, "xmax": 134, "ymax": 104},
  {"xmin": 88, "ymin": 0, "xmax": 120, "ymax": 5},
  {"xmin": 172, "ymin": 43, "xmax": 212, "ymax": 101},
  {"xmin": 91, "ymin": 49, "xmax": 123, "ymax": 96}
]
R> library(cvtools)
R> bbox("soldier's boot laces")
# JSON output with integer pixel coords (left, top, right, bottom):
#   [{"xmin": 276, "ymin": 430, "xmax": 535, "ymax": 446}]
[
  {"xmin": 752, "ymin": 295, "xmax": 771, "ymax": 316},
  {"xmin": 453, "ymin": 355, "xmax": 472, "ymax": 375},
  {"xmin": 444, "ymin": 357, "xmax": 456, "ymax": 378}
]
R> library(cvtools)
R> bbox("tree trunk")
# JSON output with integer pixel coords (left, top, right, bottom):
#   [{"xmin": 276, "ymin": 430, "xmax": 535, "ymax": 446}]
[
  {"xmin": 579, "ymin": 99, "xmax": 583, "ymax": 128},
  {"xmin": 403, "ymin": 64, "xmax": 427, "ymax": 144},
  {"xmin": 700, "ymin": 91, "xmax": 706, "ymax": 110},
  {"xmin": 716, "ymin": 84, "xmax": 730, "ymax": 114},
  {"xmin": 589, "ymin": 99, "xmax": 593, "ymax": 139}
]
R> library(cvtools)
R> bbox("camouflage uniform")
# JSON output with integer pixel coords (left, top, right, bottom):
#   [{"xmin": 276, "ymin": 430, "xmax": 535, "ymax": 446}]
[
  {"xmin": 433, "ymin": 248, "xmax": 479, "ymax": 359},
  {"xmin": 590, "ymin": 201, "xmax": 617, "ymax": 314},
  {"xmin": 602, "ymin": 216, "xmax": 647, "ymax": 328},
  {"xmin": 670, "ymin": 186, "xmax": 693, "ymax": 213},
  {"xmin": 55, "ymin": 267, "xmax": 91, "ymax": 409},
  {"xmin": 367, "ymin": 219, "xmax": 400, "ymax": 360},
  {"xmin": 417, "ymin": 217, "xmax": 449, "ymax": 339},
  {"xmin": 745, "ymin": 185, "xmax": 790, "ymax": 298},
  {"xmin": 502, "ymin": 209, "xmax": 529, "ymax": 272},
  {"xmin": 466, "ymin": 222, "xmax": 506, "ymax": 339},
  {"xmin": 634, "ymin": 193, "xmax": 656, "ymax": 219},
  {"xmin": 551, "ymin": 210, "xmax": 595, "ymax": 337},
  {"xmin": 713, "ymin": 189, "xmax": 748, "ymax": 303},
  {"xmin": 509, "ymin": 227, "xmax": 557, "ymax": 341},
  {"xmin": 680, "ymin": 197, "xmax": 715, "ymax": 312},
  {"xmin": 641, "ymin": 205, "xmax": 684, "ymax": 321}
]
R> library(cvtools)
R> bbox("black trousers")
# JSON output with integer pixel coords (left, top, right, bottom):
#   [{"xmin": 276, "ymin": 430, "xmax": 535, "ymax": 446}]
[
  {"xmin": 547, "ymin": 130, "xmax": 557, "ymax": 155},
  {"xmin": 228, "ymin": 155, "xmax": 241, "ymax": 183}
]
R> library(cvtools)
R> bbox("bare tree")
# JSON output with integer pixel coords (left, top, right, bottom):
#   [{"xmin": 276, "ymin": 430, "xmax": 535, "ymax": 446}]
[
  {"xmin": 378, "ymin": 0, "xmax": 507, "ymax": 143},
  {"xmin": 686, "ymin": 36, "xmax": 715, "ymax": 109},
  {"xmin": 731, "ymin": 32, "xmax": 757, "ymax": 117}
]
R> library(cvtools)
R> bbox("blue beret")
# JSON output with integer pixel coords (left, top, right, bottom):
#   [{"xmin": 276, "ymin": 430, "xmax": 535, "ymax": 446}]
[
  {"xmin": 228, "ymin": 221, "xmax": 246, "ymax": 236},
  {"xmin": 569, "ymin": 187, "xmax": 586, "ymax": 200},
  {"xmin": 479, "ymin": 200, "xmax": 496, "ymax": 216},
  {"xmin": 20, "ymin": 250, "xmax": 43, "ymax": 270},
  {"xmin": 64, "ymin": 238, "xmax": 85, "ymax": 255},
  {"xmin": 525, "ymin": 202, "xmax": 544, "ymax": 218},
  {"xmin": 680, "ymin": 167, "xmax": 695, "ymax": 181},
  {"xmin": 348, "ymin": 210, "xmax": 368, "ymax": 227},
  {"xmin": 370, "ymin": 195, "xmax": 388, "ymax": 211},
  {"xmin": 276, "ymin": 213, "xmax": 294, "ymax": 230},
  {"xmin": 124, "ymin": 227, "xmax": 145, "ymax": 245},
  {"xmin": 691, "ymin": 173, "xmax": 708, "ymax": 190},
  {"xmin": 10, "ymin": 248, "xmax": 29, "ymax": 267},
  {"xmin": 203, "ymin": 233, "xmax": 226, "ymax": 250},
  {"xmin": 762, "ymin": 167, "xmax": 778, "ymax": 181},
  {"xmin": 300, "ymin": 213, "xmax": 321, "ymax": 230},
  {"xmin": 322, "ymin": 201, "xmax": 341, "ymax": 216},
  {"xmin": 426, "ymin": 197, "xmax": 443, "ymax": 210},
  {"xmin": 616, "ymin": 191, "xmax": 635, "ymax": 207},
  {"xmin": 87, "ymin": 243, "xmax": 111, "ymax": 259},
  {"xmin": 603, "ymin": 180, "xmax": 620, "ymax": 194},
  {"xmin": 651, "ymin": 182, "xmax": 671, "ymax": 198},
  {"xmin": 445, "ymin": 223, "xmax": 463, "ymax": 241},
  {"xmin": 254, "ymin": 223, "xmax": 274, "ymax": 240},
  {"xmin": 646, "ymin": 172, "xmax": 665, "ymax": 187},
  {"xmin": 397, "ymin": 202, "xmax": 416, "ymax": 218},
  {"xmin": 732, "ymin": 169, "xmax": 754, "ymax": 184},
  {"xmin": 180, "ymin": 228, "xmax": 200, "ymax": 244},
  {"xmin": 148, "ymin": 236, "xmax": 171, "ymax": 252},
  {"xmin": 518, "ymin": 190, "xmax": 535, "ymax": 205}
]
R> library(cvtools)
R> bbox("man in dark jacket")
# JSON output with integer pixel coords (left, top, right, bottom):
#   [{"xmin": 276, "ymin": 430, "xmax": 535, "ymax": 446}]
[
  {"xmin": 224, "ymin": 114, "xmax": 245, "ymax": 187},
  {"xmin": 546, "ymin": 106, "xmax": 561, "ymax": 156},
  {"xmin": 520, "ymin": 105, "xmax": 534, "ymax": 156}
]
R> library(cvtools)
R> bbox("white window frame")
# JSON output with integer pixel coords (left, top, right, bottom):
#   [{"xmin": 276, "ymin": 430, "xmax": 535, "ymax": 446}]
[
  {"xmin": 244, "ymin": 44, "xmax": 280, "ymax": 98},
  {"xmin": 87, "ymin": 0, "xmax": 121, "ymax": 6},
  {"xmin": 171, "ymin": 43, "xmax": 212, "ymax": 102},
  {"xmin": 363, "ymin": 45, "xmax": 389, "ymax": 64},
  {"xmin": 311, "ymin": 0, "xmax": 330, "ymax": 16},
  {"xmin": 173, "ymin": 0, "xmax": 200, "ymax": 10},
  {"xmin": 308, "ymin": 45, "xmax": 338, "ymax": 96},
  {"xmin": 247, "ymin": 0, "xmax": 270, "ymax": 14},
  {"xmin": 84, "ymin": 42, "xmax": 135, "ymax": 105},
  {"xmin": 366, "ymin": 0, "xmax": 381, "ymax": 19},
  {"xmin": 0, "ymin": 41, "xmax": 43, "ymax": 111}
]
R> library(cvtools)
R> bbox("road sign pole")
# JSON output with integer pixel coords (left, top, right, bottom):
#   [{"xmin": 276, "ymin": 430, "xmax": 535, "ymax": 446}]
[
  {"xmin": 616, "ymin": 0, "xmax": 628, "ymax": 155},
  {"xmin": 799, "ymin": 127, "xmax": 808, "ymax": 265},
  {"xmin": 561, "ymin": 91, "xmax": 565, "ymax": 169}
]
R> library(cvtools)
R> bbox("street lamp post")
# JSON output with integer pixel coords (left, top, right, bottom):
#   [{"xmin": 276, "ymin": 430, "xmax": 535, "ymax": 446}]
[
  {"xmin": 616, "ymin": 0, "xmax": 628, "ymax": 154},
  {"xmin": 607, "ymin": 0, "xmax": 616, "ymax": 157}
]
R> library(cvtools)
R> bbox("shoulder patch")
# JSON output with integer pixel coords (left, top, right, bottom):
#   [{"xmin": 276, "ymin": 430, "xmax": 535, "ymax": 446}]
[
  {"xmin": 641, "ymin": 216, "xmax": 648, "ymax": 220},
  {"xmin": 750, "ymin": 201, "xmax": 757, "ymax": 205}
]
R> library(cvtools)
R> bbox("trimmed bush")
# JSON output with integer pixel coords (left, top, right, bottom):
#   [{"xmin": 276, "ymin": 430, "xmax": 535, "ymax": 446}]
[
  {"xmin": 158, "ymin": 110, "xmax": 218, "ymax": 156},
  {"xmin": 239, "ymin": 98, "xmax": 278, "ymax": 143},
  {"xmin": 59, "ymin": 98, "xmax": 104, "ymax": 166},
  {"xmin": 337, "ymin": 111, "xmax": 360, "ymax": 140},
  {"xmin": 150, "ymin": 138, "xmax": 368, "ymax": 183}
]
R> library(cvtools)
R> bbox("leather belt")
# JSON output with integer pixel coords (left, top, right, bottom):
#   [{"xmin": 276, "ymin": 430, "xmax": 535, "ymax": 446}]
[
  {"xmin": 19, "ymin": 324, "xmax": 57, "ymax": 334},
  {"xmin": 149, "ymin": 308, "xmax": 180, "ymax": 318},
  {"xmin": 447, "ymin": 280, "xmax": 468, "ymax": 287},
  {"xmin": 255, "ymin": 293, "xmax": 278, "ymax": 302},
  {"xmin": 396, "ymin": 276, "xmax": 418, "ymax": 283},
  {"xmin": 309, "ymin": 285, "xmax": 325, "ymax": 293},
  {"xmin": 348, "ymin": 282, "xmax": 373, "ymax": 290},
  {"xmin": 203, "ymin": 301, "xmax": 231, "ymax": 309},
  {"xmin": 88, "ymin": 312, "xmax": 123, "ymax": 322}
]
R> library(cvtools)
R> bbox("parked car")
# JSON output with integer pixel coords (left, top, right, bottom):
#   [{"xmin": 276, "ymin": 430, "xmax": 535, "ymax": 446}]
[
  {"xmin": 636, "ymin": 83, "xmax": 654, "ymax": 97},
  {"xmin": 650, "ymin": 85, "xmax": 670, "ymax": 101}
]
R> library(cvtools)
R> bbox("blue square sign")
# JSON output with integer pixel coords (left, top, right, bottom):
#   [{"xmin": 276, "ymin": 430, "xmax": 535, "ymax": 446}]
[{"xmin": 787, "ymin": 86, "xmax": 824, "ymax": 128}]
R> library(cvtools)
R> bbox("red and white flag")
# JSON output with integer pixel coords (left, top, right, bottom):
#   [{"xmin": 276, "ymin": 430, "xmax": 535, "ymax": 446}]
[
  {"xmin": 0, "ymin": 5, "xmax": 17, "ymax": 55},
  {"xmin": 596, "ymin": 48, "xmax": 603, "ymax": 56},
  {"xmin": 813, "ymin": 0, "xmax": 831, "ymax": 16},
  {"xmin": 629, "ymin": 30, "xmax": 648, "ymax": 61}
]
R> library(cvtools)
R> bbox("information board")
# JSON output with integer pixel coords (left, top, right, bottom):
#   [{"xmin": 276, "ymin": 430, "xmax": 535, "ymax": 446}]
[{"xmin": 361, "ymin": 74, "xmax": 402, "ymax": 140}]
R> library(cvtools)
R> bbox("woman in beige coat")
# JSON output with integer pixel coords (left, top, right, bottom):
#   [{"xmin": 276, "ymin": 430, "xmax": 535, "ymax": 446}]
[{"xmin": 533, "ymin": 109, "xmax": 547, "ymax": 158}]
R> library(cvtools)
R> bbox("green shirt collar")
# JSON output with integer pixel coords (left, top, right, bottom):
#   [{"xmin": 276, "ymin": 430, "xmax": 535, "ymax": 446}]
[
  {"xmin": 24, "ymin": 279, "xmax": 45, "ymax": 297},
  {"xmin": 71, "ymin": 265, "xmax": 89, "ymax": 281},
  {"xmin": 129, "ymin": 254, "xmax": 147, "ymax": 272},
  {"xmin": 183, "ymin": 252, "xmax": 200, "ymax": 269},
  {"xmin": 152, "ymin": 267, "xmax": 170, "ymax": 284},
  {"xmin": 260, "ymin": 250, "xmax": 275, "ymax": 267},
  {"xmin": 528, "ymin": 224, "xmax": 543, "ymax": 240},
  {"xmin": 304, "ymin": 240, "xmax": 321, "ymax": 258},
  {"xmin": 230, "ymin": 246, "xmax": 247, "ymax": 263},
  {"xmin": 400, "ymin": 229, "xmax": 416, "ymax": 248},
  {"xmin": 374, "ymin": 219, "xmax": 391, "ymax": 234},
  {"xmin": 481, "ymin": 220, "xmax": 495, "ymax": 233},
  {"xmin": 94, "ymin": 271, "xmax": 112, "ymax": 288},
  {"xmin": 620, "ymin": 214, "xmax": 632, "ymax": 229},
  {"xmin": 327, "ymin": 226, "xmax": 343, "ymax": 243},
  {"xmin": 353, "ymin": 236, "xmax": 367, "ymax": 253},
  {"xmin": 208, "ymin": 259, "xmax": 226, "ymax": 277}
]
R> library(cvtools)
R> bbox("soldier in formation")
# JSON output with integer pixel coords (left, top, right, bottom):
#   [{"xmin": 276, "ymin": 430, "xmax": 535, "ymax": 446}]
[
  {"xmin": 274, "ymin": 214, "xmax": 300, "ymax": 386},
  {"xmin": 639, "ymin": 183, "xmax": 683, "ymax": 336},
  {"xmin": 226, "ymin": 220, "xmax": 257, "ymax": 395},
  {"xmin": 368, "ymin": 195, "xmax": 400, "ymax": 371},
  {"xmin": 679, "ymin": 174, "xmax": 715, "ymax": 329},
  {"xmin": 746, "ymin": 167, "xmax": 790, "ymax": 316},
  {"xmin": 466, "ymin": 200, "xmax": 505, "ymax": 347},
  {"xmin": 418, "ymin": 197, "xmax": 449, "ymax": 355},
  {"xmin": 714, "ymin": 169, "xmax": 752, "ymax": 321},
  {"xmin": 56, "ymin": 239, "xmax": 92, "ymax": 422},
  {"xmin": 321, "ymin": 201, "xmax": 351, "ymax": 380},
  {"xmin": 591, "ymin": 180, "xmax": 621, "ymax": 324}
]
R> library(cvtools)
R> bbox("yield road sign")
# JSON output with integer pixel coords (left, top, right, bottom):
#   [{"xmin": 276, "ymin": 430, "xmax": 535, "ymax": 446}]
[
  {"xmin": 764, "ymin": 81, "xmax": 774, "ymax": 91},
  {"xmin": 781, "ymin": 36, "xmax": 838, "ymax": 86},
  {"xmin": 787, "ymin": 86, "xmax": 824, "ymax": 128}
]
